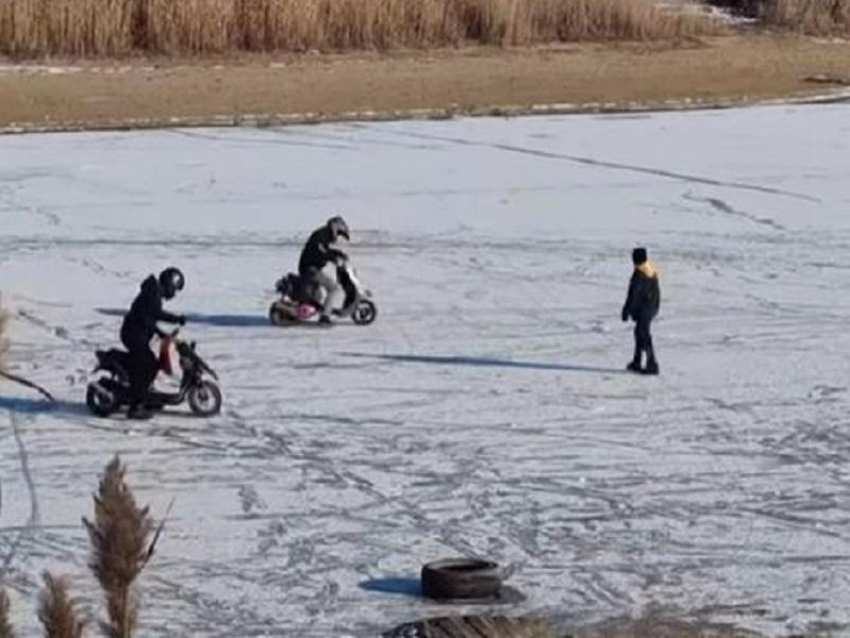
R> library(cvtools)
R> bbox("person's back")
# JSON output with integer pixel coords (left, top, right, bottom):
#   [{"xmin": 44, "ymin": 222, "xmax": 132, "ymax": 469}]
[
  {"xmin": 296, "ymin": 217, "xmax": 350, "ymax": 324},
  {"xmin": 298, "ymin": 226, "xmax": 334, "ymax": 276},
  {"xmin": 121, "ymin": 275, "xmax": 163, "ymax": 345},
  {"xmin": 120, "ymin": 268, "xmax": 185, "ymax": 419},
  {"xmin": 625, "ymin": 261, "xmax": 660, "ymax": 323}
]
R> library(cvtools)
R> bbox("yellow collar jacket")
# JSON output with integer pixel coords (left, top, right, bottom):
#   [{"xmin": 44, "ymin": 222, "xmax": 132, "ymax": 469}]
[{"xmin": 622, "ymin": 261, "xmax": 661, "ymax": 322}]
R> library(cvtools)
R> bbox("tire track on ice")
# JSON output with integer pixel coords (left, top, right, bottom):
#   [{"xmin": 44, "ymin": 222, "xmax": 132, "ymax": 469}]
[
  {"xmin": 682, "ymin": 192, "xmax": 787, "ymax": 232},
  {"xmin": 0, "ymin": 410, "xmax": 40, "ymax": 580},
  {"xmin": 383, "ymin": 128, "xmax": 820, "ymax": 203},
  {"xmin": 221, "ymin": 409, "xmax": 488, "ymax": 560}
]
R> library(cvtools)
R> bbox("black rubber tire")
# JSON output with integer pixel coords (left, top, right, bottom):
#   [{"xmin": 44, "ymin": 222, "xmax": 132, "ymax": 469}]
[
  {"xmin": 352, "ymin": 299, "xmax": 377, "ymax": 326},
  {"xmin": 420, "ymin": 558, "xmax": 502, "ymax": 601},
  {"xmin": 269, "ymin": 303, "xmax": 288, "ymax": 326},
  {"xmin": 86, "ymin": 381, "xmax": 119, "ymax": 418},
  {"xmin": 187, "ymin": 380, "xmax": 222, "ymax": 417}
]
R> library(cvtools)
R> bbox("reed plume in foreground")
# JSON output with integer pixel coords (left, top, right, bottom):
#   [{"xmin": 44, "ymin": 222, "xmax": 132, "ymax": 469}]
[
  {"xmin": 0, "ymin": 294, "xmax": 9, "ymax": 374},
  {"xmin": 38, "ymin": 573, "xmax": 86, "ymax": 638},
  {"xmin": 84, "ymin": 456, "xmax": 154, "ymax": 638},
  {"xmin": 0, "ymin": 589, "xmax": 14, "ymax": 638}
]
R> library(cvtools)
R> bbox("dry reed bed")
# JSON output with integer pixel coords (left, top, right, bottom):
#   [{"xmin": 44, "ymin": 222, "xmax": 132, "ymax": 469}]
[
  {"xmin": 0, "ymin": 0, "xmax": 714, "ymax": 57},
  {"xmin": 762, "ymin": 0, "xmax": 850, "ymax": 32}
]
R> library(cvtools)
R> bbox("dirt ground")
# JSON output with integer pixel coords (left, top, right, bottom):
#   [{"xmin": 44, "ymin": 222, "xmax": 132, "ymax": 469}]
[{"xmin": 1, "ymin": 34, "xmax": 850, "ymax": 133}]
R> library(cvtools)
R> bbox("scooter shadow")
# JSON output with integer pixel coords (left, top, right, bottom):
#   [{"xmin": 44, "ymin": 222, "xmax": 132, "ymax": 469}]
[
  {"xmin": 0, "ymin": 395, "xmax": 86, "ymax": 417},
  {"xmin": 342, "ymin": 353, "xmax": 628, "ymax": 375},
  {"xmin": 183, "ymin": 313, "xmax": 268, "ymax": 328},
  {"xmin": 95, "ymin": 308, "xmax": 123, "ymax": 318},
  {"xmin": 96, "ymin": 308, "xmax": 267, "ymax": 329}
]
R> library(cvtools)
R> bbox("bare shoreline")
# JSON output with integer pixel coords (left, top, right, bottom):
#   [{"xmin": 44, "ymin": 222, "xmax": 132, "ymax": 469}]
[{"xmin": 2, "ymin": 35, "xmax": 850, "ymax": 134}]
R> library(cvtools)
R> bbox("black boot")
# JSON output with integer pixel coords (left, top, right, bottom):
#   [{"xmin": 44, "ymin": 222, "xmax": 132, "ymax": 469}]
[
  {"xmin": 642, "ymin": 358, "xmax": 659, "ymax": 376},
  {"xmin": 127, "ymin": 403, "xmax": 154, "ymax": 420},
  {"xmin": 626, "ymin": 344, "xmax": 642, "ymax": 373}
]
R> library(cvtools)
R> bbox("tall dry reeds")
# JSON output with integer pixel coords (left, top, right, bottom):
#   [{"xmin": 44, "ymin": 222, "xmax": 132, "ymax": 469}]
[
  {"xmin": 84, "ymin": 456, "xmax": 154, "ymax": 638},
  {"xmin": 0, "ymin": 589, "xmax": 14, "ymax": 638},
  {"xmin": 38, "ymin": 573, "xmax": 86, "ymax": 638},
  {"xmin": 0, "ymin": 0, "xmax": 716, "ymax": 57},
  {"xmin": 0, "ymin": 0, "xmax": 134, "ymax": 57},
  {"xmin": 762, "ymin": 0, "xmax": 850, "ymax": 32}
]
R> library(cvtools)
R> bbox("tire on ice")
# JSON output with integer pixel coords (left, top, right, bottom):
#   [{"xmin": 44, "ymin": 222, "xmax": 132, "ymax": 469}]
[
  {"xmin": 269, "ymin": 302, "xmax": 288, "ymax": 326},
  {"xmin": 187, "ymin": 380, "xmax": 222, "ymax": 417},
  {"xmin": 352, "ymin": 299, "xmax": 377, "ymax": 325},
  {"xmin": 420, "ymin": 558, "xmax": 502, "ymax": 601},
  {"xmin": 86, "ymin": 379, "xmax": 119, "ymax": 418}
]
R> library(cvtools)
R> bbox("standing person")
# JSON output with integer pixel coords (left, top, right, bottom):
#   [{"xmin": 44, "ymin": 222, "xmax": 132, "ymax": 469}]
[
  {"xmin": 298, "ymin": 216, "xmax": 350, "ymax": 325},
  {"xmin": 621, "ymin": 247, "xmax": 661, "ymax": 375},
  {"xmin": 120, "ymin": 267, "xmax": 186, "ymax": 419}
]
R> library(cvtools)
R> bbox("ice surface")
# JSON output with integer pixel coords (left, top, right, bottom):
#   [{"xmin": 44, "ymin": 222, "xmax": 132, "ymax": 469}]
[{"xmin": 1, "ymin": 104, "xmax": 849, "ymax": 636}]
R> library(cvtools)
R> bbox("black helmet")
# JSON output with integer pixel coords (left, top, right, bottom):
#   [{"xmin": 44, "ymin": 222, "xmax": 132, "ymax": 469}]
[
  {"xmin": 326, "ymin": 216, "xmax": 350, "ymax": 242},
  {"xmin": 159, "ymin": 267, "xmax": 185, "ymax": 300}
]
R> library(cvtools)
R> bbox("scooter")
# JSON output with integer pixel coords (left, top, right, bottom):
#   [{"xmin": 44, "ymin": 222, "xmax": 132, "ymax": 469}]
[
  {"xmin": 269, "ymin": 255, "xmax": 377, "ymax": 326},
  {"xmin": 85, "ymin": 330, "xmax": 222, "ymax": 418}
]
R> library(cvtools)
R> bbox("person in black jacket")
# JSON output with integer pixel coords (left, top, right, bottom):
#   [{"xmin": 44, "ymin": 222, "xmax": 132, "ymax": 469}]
[
  {"xmin": 120, "ymin": 267, "xmax": 186, "ymax": 419},
  {"xmin": 621, "ymin": 247, "xmax": 661, "ymax": 375},
  {"xmin": 298, "ymin": 216, "xmax": 350, "ymax": 324}
]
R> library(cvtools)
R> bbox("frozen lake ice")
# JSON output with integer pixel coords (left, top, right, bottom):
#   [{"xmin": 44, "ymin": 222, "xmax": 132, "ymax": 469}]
[{"xmin": 1, "ymin": 104, "xmax": 849, "ymax": 636}]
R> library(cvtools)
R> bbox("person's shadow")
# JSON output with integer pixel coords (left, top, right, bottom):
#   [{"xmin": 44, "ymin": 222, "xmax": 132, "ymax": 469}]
[{"xmin": 343, "ymin": 352, "xmax": 627, "ymax": 375}]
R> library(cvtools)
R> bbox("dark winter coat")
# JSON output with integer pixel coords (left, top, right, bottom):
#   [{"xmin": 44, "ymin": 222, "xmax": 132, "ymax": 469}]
[
  {"xmin": 622, "ymin": 262, "xmax": 661, "ymax": 323},
  {"xmin": 298, "ymin": 226, "xmax": 346, "ymax": 275},
  {"xmin": 120, "ymin": 275, "xmax": 182, "ymax": 346}
]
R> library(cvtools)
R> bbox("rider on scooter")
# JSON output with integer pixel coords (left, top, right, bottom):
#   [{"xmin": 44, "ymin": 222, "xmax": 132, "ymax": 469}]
[
  {"xmin": 298, "ymin": 216, "xmax": 350, "ymax": 324},
  {"xmin": 120, "ymin": 267, "xmax": 186, "ymax": 420}
]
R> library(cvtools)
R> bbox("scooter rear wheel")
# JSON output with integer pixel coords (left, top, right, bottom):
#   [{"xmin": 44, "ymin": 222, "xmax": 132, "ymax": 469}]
[
  {"xmin": 86, "ymin": 380, "xmax": 119, "ymax": 418},
  {"xmin": 188, "ymin": 380, "xmax": 222, "ymax": 417},
  {"xmin": 352, "ymin": 299, "xmax": 377, "ymax": 326},
  {"xmin": 269, "ymin": 303, "xmax": 288, "ymax": 326}
]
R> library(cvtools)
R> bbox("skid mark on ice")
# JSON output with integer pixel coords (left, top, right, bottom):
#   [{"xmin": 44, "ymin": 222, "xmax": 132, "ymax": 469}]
[
  {"xmin": 169, "ymin": 128, "xmax": 354, "ymax": 151},
  {"xmin": 0, "ymin": 411, "xmax": 40, "ymax": 580},
  {"xmin": 0, "ymin": 183, "xmax": 61, "ymax": 226},
  {"xmin": 383, "ymin": 128, "xmax": 820, "ymax": 202},
  {"xmin": 682, "ymin": 192, "xmax": 786, "ymax": 231},
  {"xmin": 273, "ymin": 125, "xmax": 441, "ymax": 151}
]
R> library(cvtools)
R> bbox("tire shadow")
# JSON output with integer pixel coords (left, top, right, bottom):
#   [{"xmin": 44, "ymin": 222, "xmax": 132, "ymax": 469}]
[{"xmin": 359, "ymin": 577, "xmax": 421, "ymax": 598}]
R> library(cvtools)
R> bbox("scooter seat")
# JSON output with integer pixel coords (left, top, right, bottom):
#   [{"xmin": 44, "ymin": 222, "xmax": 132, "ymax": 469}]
[{"xmin": 96, "ymin": 349, "xmax": 132, "ymax": 372}]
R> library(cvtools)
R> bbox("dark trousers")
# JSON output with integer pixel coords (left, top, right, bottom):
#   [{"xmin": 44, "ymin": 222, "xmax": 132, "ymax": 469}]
[
  {"xmin": 121, "ymin": 333, "xmax": 158, "ymax": 408},
  {"xmin": 633, "ymin": 318, "xmax": 656, "ymax": 366}
]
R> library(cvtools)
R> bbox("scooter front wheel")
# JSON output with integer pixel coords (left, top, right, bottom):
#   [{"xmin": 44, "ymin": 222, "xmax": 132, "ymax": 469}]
[
  {"xmin": 352, "ymin": 299, "xmax": 377, "ymax": 326},
  {"xmin": 86, "ymin": 380, "xmax": 119, "ymax": 418},
  {"xmin": 187, "ymin": 380, "xmax": 222, "ymax": 417}
]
